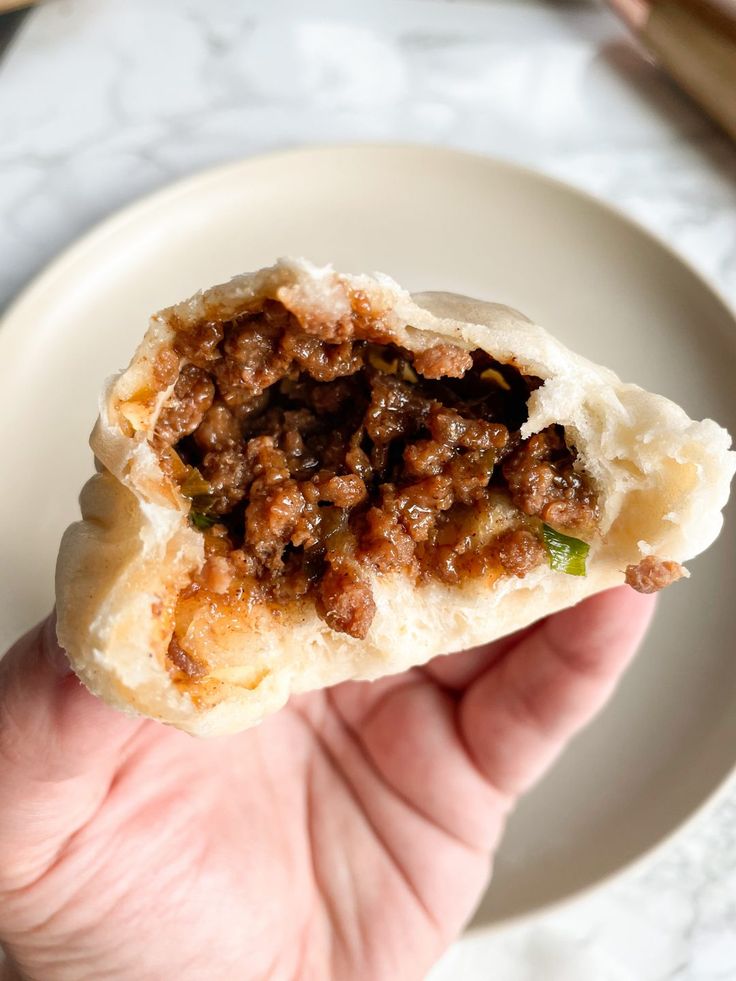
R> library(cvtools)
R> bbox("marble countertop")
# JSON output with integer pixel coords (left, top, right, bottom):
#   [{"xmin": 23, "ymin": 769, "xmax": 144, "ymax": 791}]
[{"xmin": 1, "ymin": 1, "xmax": 735, "ymax": 978}]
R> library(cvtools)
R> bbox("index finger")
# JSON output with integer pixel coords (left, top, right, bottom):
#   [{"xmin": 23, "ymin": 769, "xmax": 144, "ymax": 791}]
[{"xmin": 459, "ymin": 587, "xmax": 657, "ymax": 798}]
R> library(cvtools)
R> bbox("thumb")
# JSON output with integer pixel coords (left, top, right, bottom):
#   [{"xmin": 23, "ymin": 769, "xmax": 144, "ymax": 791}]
[{"xmin": 0, "ymin": 615, "xmax": 142, "ymax": 890}]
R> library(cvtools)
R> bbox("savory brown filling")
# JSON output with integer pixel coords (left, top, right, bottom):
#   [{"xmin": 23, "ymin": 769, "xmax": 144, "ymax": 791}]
[
  {"xmin": 154, "ymin": 299, "xmax": 598, "ymax": 641},
  {"xmin": 624, "ymin": 556, "xmax": 686, "ymax": 594}
]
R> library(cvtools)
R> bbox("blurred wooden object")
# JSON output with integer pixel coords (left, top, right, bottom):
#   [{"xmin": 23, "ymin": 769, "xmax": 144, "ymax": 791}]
[
  {"xmin": 0, "ymin": 0, "xmax": 35, "ymax": 11},
  {"xmin": 0, "ymin": 0, "xmax": 31, "ymax": 59},
  {"xmin": 608, "ymin": 0, "xmax": 736, "ymax": 141}
]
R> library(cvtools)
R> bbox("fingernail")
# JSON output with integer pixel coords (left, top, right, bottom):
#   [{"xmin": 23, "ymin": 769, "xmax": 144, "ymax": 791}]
[{"xmin": 43, "ymin": 612, "xmax": 73, "ymax": 677}]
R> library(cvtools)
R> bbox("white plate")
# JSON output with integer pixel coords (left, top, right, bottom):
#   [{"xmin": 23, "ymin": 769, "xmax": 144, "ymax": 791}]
[{"xmin": 1, "ymin": 146, "xmax": 734, "ymax": 926}]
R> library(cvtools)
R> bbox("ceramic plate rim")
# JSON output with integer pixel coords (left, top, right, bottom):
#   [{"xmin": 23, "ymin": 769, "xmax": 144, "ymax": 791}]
[{"xmin": 2, "ymin": 143, "xmax": 735, "ymax": 930}]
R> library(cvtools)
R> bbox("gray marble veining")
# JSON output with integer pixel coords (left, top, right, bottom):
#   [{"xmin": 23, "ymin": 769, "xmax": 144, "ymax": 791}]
[{"xmin": 1, "ymin": 2, "xmax": 735, "ymax": 978}]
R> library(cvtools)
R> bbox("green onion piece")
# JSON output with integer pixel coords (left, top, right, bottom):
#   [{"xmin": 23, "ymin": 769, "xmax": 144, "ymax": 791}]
[
  {"xmin": 542, "ymin": 524, "xmax": 590, "ymax": 577},
  {"xmin": 480, "ymin": 367, "xmax": 511, "ymax": 391},
  {"xmin": 190, "ymin": 510, "xmax": 217, "ymax": 531},
  {"xmin": 180, "ymin": 466, "xmax": 212, "ymax": 499}
]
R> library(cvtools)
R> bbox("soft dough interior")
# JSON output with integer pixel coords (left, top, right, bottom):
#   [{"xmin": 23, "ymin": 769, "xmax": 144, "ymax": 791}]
[{"xmin": 152, "ymin": 297, "xmax": 598, "ymax": 675}]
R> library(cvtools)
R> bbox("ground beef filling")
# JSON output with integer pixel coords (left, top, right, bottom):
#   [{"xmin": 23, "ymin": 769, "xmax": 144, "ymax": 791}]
[
  {"xmin": 625, "ymin": 556, "xmax": 686, "ymax": 594},
  {"xmin": 155, "ymin": 300, "xmax": 599, "ymax": 642}
]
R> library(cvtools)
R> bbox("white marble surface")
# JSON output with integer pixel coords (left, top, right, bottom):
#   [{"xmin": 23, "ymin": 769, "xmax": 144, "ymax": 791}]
[{"xmin": 1, "ymin": 0, "xmax": 735, "ymax": 978}]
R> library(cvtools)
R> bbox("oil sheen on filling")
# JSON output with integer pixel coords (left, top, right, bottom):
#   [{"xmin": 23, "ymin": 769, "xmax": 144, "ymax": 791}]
[{"xmin": 153, "ymin": 298, "xmax": 598, "ymax": 655}]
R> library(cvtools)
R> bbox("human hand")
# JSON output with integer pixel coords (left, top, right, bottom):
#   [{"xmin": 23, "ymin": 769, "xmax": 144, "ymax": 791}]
[{"xmin": 0, "ymin": 588, "xmax": 654, "ymax": 981}]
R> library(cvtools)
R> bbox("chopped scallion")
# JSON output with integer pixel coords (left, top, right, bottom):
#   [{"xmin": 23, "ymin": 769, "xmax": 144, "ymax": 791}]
[
  {"xmin": 542, "ymin": 524, "xmax": 590, "ymax": 577},
  {"xmin": 190, "ymin": 510, "xmax": 217, "ymax": 531},
  {"xmin": 180, "ymin": 466, "xmax": 212, "ymax": 499}
]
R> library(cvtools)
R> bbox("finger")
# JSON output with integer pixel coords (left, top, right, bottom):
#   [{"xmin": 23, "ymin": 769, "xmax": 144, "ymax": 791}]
[
  {"xmin": 0, "ymin": 615, "xmax": 142, "ymax": 887},
  {"xmin": 421, "ymin": 624, "xmax": 536, "ymax": 691},
  {"xmin": 327, "ymin": 674, "xmax": 509, "ymax": 853},
  {"xmin": 459, "ymin": 588, "xmax": 656, "ymax": 799}
]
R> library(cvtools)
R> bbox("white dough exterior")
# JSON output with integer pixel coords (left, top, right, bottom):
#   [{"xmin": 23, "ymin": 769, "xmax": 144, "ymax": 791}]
[{"xmin": 55, "ymin": 259, "xmax": 735, "ymax": 737}]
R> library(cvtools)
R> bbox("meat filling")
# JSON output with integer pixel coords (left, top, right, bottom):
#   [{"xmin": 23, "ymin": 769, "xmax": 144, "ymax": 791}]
[
  {"xmin": 625, "ymin": 556, "xmax": 686, "ymax": 594},
  {"xmin": 155, "ymin": 299, "xmax": 599, "ymax": 642}
]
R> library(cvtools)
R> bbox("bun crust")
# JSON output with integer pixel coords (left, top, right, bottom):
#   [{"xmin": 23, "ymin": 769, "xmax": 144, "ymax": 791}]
[{"xmin": 56, "ymin": 259, "xmax": 735, "ymax": 736}]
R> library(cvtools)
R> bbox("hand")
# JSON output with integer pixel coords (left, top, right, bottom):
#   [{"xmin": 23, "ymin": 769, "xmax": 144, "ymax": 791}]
[{"xmin": 0, "ymin": 588, "xmax": 654, "ymax": 981}]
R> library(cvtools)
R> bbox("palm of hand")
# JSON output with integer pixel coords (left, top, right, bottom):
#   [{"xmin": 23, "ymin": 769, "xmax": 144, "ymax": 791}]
[{"xmin": 0, "ymin": 589, "xmax": 653, "ymax": 981}]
